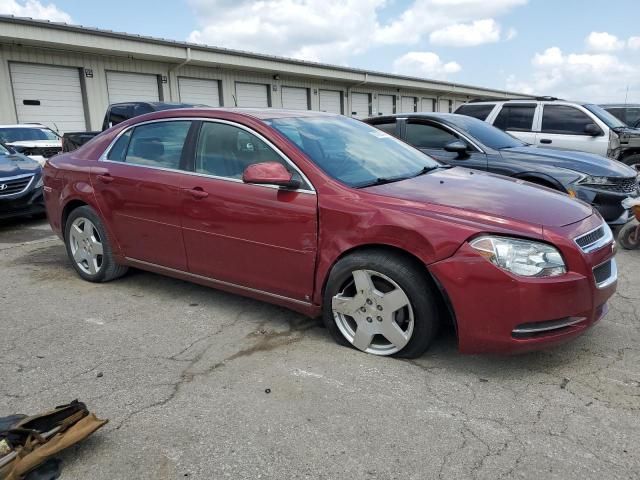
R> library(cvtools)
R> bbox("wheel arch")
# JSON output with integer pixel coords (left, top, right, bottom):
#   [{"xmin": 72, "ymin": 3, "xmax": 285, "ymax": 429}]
[
  {"xmin": 512, "ymin": 172, "xmax": 564, "ymax": 191},
  {"xmin": 61, "ymin": 199, "xmax": 90, "ymax": 239},
  {"xmin": 320, "ymin": 243, "xmax": 458, "ymax": 334}
]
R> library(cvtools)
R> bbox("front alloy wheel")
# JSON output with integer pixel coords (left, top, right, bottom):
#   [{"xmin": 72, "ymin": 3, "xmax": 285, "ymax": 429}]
[{"xmin": 332, "ymin": 269, "xmax": 414, "ymax": 355}]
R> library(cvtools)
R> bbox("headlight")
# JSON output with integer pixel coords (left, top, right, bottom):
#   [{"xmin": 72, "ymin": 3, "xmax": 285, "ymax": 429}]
[
  {"xmin": 35, "ymin": 176, "xmax": 44, "ymax": 188},
  {"xmin": 470, "ymin": 236, "xmax": 566, "ymax": 277},
  {"xmin": 579, "ymin": 175, "xmax": 613, "ymax": 186}
]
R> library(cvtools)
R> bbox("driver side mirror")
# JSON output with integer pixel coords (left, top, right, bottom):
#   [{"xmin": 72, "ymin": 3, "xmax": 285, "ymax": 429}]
[
  {"xmin": 584, "ymin": 123, "xmax": 602, "ymax": 136},
  {"xmin": 444, "ymin": 140, "xmax": 469, "ymax": 158},
  {"xmin": 242, "ymin": 162, "xmax": 301, "ymax": 189}
]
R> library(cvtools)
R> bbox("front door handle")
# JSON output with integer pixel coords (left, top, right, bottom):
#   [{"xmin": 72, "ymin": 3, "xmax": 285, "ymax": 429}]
[
  {"xmin": 96, "ymin": 173, "xmax": 114, "ymax": 183},
  {"xmin": 185, "ymin": 187, "xmax": 209, "ymax": 199},
  {"xmin": 539, "ymin": 139, "xmax": 552, "ymax": 144}
]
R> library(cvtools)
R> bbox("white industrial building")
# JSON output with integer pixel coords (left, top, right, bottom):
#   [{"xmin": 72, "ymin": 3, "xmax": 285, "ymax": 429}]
[{"xmin": 0, "ymin": 15, "xmax": 526, "ymax": 134}]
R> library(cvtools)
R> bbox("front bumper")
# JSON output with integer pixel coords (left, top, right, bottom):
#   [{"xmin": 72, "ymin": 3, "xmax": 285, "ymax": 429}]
[
  {"xmin": 0, "ymin": 188, "xmax": 45, "ymax": 220},
  {"xmin": 429, "ymin": 215, "xmax": 617, "ymax": 354},
  {"xmin": 573, "ymin": 185, "xmax": 638, "ymax": 225}
]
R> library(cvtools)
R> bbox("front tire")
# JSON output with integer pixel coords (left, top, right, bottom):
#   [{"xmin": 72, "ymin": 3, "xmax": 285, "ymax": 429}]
[
  {"xmin": 617, "ymin": 222, "xmax": 640, "ymax": 250},
  {"xmin": 621, "ymin": 154, "xmax": 640, "ymax": 170},
  {"xmin": 322, "ymin": 250, "xmax": 439, "ymax": 358},
  {"xmin": 64, "ymin": 206, "xmax": 128, "ymax": 282}
]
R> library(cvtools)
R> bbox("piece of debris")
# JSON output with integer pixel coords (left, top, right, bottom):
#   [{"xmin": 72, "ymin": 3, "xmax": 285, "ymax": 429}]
[
  {"xmin": 560, "ymin": 378, "xmax": 570, "ymax": 389},
  {"xmin": 96, "ymin": 372, "xmax": 103, "ymax": 378},
  {"xmin": 189, "ymin": 303, "xmax": 198, "ymax": 307},
  {"xmin": 265, "ymin": 388, "xmax": 271, "ymax": 394},
  {"xmin": 479, "ymin": 378, "xmax": 489, "ymax": 383},
  {"xmin": 0, "ymin": 400, "xmax": 107, "ymax": 480}
]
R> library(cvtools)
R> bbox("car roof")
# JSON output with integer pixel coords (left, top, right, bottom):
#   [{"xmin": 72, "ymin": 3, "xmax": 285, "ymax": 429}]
[
  {"xmin": 0, "ymin": 124, "xmax": 49, "ymax": 128},
  {"xmin": 366, "ymin": 112, "xmax": 462, "ymax": 123},
  {"xmin": 160, "ymin": 107, "xmax": 338, "ymax": 120}
]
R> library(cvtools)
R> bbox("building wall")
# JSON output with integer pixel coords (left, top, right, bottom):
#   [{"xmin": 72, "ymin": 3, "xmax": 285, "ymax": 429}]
[{"xmin": 0, "ymin": 42, "xmax": 476, "ymax": 131}]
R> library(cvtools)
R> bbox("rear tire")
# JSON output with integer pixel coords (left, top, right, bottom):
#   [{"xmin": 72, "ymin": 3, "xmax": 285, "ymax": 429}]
[
  {"xmin": 617, "ymin": 222, "xmax": 640, "ymax": 250},
  {"xmin": 322, "ymin": 250, "xmax": 439, "ymax": 358},
  {"xmin": 64, "ymin": 206, "xmax": 128, "ymax": 282}
]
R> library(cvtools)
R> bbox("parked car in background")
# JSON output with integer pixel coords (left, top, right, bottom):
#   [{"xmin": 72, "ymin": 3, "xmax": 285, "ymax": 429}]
[
  {"xmin": 62, "ymin": 102, "xmax": 206, "ymax": 152},
  {"xmin": 0, "ymin": 124, "xmax": 61, "ymax": 166},
  {"xmin": 601, "ymin": 104, "xmax": 640, "ymax": 129},
  {"xmin": 455, "ymin": 98, "xmax": 640, "ymax": 168},
  {"xmin": 365, "ymin": 113, "xmax": 639, "ymax": 226},
  {"xmin": 44, "ymin": 108, "xmax": 616, "ymax": 357},
  {"xmin": 0, "ymin": 142, "xmax": 44, "ymax": 220}
]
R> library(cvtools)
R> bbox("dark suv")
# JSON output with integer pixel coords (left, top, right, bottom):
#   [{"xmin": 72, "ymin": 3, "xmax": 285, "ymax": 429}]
[{"xmin": 601, "ymin": 104, "xmax": 640, "ymax": 129}]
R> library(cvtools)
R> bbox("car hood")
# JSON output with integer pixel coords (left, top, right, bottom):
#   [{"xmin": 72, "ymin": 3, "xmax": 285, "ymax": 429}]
[
  {"xmin": 366, "ymin": 167, "xmax": 593, "ymax": 228},
  {"xmin": 501, "ymin": 146, "xmax": 636, "ymax": 177},
  {"xmin": 0, "ymin": 153, "xmax": 41, "ymax": 176},
  {"xmin": 7, "ymin": 140, "xmax": 62, "ymax": 149}
]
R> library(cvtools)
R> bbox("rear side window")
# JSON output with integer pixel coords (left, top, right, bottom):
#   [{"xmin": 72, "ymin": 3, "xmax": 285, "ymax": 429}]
[
  {"xmin": 541, "ymin": 105, "xmax": 594, "ymax": 135},
  {"xmin": 124, "ymin": 121, "xmax": 191, "ymax": 169},
  {"xmin": 455, "ymin": 104, "xmax": 495, "ymax": 120},
  {"xmin": 493, "ymin": 104, "xmax": 536, "ymax": 131},
  {"xmin": 106, "ymin": 130, "xmax": 132, "ymax": 161},
  {"xmin": 405, "ymin": 122, "xmax": 459, "ymax": 149}
]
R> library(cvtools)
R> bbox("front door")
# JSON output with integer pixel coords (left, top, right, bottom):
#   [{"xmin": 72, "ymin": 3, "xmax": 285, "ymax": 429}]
[
  {"xmin": 402, "ymin": 120, "xmax": 488, "ymax": 170},
  {"xmin": 91, "ymin": 120, "xmax": 194, "ymax": 270},
  {"xmin": 537, "ymin": 104, "xmax": 609, "ymax": 155},
  {"xmin": 180, "ymin": 120, "xmax": 318, "ymax": 302}
]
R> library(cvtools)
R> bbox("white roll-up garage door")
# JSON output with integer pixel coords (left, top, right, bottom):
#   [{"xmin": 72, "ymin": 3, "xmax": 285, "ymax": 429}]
[
  {"xmin": 438, "ymin": 99, "xmax": 451, "ymax": 113},
  {"xmin": 319, "ymin": 90, "xmax": 342, "ymax": 114},
  {"xmin": 378, "ymin": 95, "xmax": 395, "ymax": 116},
  {"xmin": 10, "ymin": 63, "xmax": 87, "ymax": 134},
  {"xmin": 400, "ymin": 96, "xmax": 416, "ymax": 113},
  {"xmin": 421, "ymin": 98, "xmax": 435, "ymax": 112},
  {"xmin": 106, "ymin": 71, "xmax": 160, "ymax": 104},
  {"xmin": 178, "ymin": 78, "xmax": 220, "ymax": 106},
  {"xmin": 281, "ymin": 87, "xmax": 309, "ymax": 110},
  {"xmin": 350, "ymin": 92, "xmax": 370, "ymax": 118},
  {"xmin": 235, "ymin": 83, "xmax": 269, "ymax": 108}
]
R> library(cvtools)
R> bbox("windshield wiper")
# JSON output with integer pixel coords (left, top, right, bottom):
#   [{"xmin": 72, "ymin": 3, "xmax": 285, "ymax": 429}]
[{"xmin": 356, "ymin": 165, "xmax": 441, "ymax": 188}]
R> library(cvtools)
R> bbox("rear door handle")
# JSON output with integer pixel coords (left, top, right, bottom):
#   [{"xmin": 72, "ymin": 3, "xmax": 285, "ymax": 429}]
[
  {"xmin": 539, "ymin": 139, "xmax": 552, "ymax": 144},
  {"xmin": 96, "ymin": 173, "xmax": 114, "ymax": 183},
  {"xmin": 184, "ymin": 187, "xmax": 209, "ymax": 199}
]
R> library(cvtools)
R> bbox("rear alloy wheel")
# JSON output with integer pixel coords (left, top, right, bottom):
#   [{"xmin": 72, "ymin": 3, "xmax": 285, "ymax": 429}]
[
  {"xmin": 64, "ymin": 206, "xmax": 128, "ymax": 282},
  {"xmin": 323, "ymin": 250, "xmax": 438, "ymax": 358}
]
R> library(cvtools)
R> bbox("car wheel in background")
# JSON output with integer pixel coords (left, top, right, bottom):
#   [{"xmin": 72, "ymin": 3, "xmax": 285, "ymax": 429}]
[
  {"xmin": 617, "ymin": 222, "xmax": 640, "ymax": 250},
  {"xmin": 323, "ymin": 249, "xmax": 439, "ymax": 358},
  {"xmin": 622, "ymin": 154, "xmax": 640, "ymax": 171},
  {"xmin": 64, "ymin": 205, "xmax": 128, "ymax": 282}
]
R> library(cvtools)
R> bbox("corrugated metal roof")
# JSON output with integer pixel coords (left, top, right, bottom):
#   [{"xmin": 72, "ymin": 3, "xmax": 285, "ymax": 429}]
[{"xmin": 0, "ymin": 15, "xmax": 525, "ymax": 97}]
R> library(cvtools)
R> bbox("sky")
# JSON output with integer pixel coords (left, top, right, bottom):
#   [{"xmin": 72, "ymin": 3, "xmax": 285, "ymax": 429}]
[{"xmin": 1, "ymin": 0, "xmax": 639, "ymax": 102}]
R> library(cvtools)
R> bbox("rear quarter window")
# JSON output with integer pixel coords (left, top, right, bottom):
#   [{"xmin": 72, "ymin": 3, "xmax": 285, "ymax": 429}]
[{"xmin": 454, "ymin": 104, "xmax": 495, "ymax": 120}]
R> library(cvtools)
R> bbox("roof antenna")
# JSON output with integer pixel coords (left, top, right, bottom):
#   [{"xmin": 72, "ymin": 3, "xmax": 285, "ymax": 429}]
[
  {"xmin": 625, "ymin": 85, "xmax": 629, "ymax": 105},
  {"xmin": 232, "ymin": 94, "xmax": 238, "ymax": 107}
]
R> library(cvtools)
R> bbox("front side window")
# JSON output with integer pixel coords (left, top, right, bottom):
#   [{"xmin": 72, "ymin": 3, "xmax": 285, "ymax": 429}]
[
  {"xmin": 265, "ymin": 116, "xmax": 440, "ymax": 188},
  {"xmin": 123, "ymin": 121, "xmax": 191, "ymax": 169},
  {"xmin": 493, "ymin": 104, "xmax": 536, "ymax": 131},
  {"xmin": 541, "ymin": 105, "xmax": 596, "ymax": 135},
  {"xmin": 371, "ymin": 122, "xmax": 397, "ymax": 135},
  {"xmin": 405, "ymin": 123, "xmax": 459, "ymax": 149},
  {"xmin": 195, "ymin": 122, "xmax": 293, "ymax": 180},
  {"xmin": 455, "ymin": 104, "xmax": 495, "ymax": 121}
]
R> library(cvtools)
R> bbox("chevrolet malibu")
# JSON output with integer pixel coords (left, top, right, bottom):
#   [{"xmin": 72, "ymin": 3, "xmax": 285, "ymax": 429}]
[{"xmin": 43, "ymin": 108, "xmax": 618, "ymax": 357}]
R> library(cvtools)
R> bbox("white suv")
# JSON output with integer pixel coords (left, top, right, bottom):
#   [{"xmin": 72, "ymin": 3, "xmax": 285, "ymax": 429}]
[{"xmin": 455, "ymin": 98, "xmax": 640, "ymax": 168}]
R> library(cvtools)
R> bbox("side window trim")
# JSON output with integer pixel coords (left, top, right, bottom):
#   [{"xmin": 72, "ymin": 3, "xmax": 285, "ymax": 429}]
[{"xmin": 100, "ymin": 117, "xmax": 316, "ymax": 194}]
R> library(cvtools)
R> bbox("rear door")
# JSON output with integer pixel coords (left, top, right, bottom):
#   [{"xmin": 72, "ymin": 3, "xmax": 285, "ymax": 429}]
[
  {"xmin": 402, "ymin": 119, "xmax": 488, "ymax": 169},
  {"xmin": 491, "ymin": 103, "xmax": 537, "ymax": 144},
  {"xmin": 92, "ymin": 120, "xmax": 194, "ymax": 270},
  {"xmin": 180, "ymin": 120, "xmax": 318, "ymax": 301},
  {"xmin": 537, "ymin": 104, "xmax": 609, "ymax": 155}
]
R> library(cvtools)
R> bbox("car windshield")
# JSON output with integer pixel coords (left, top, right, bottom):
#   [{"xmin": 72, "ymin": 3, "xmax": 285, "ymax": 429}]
[
  {"xmin": 0, "ymin": 127, "xmax": 60, "ymax": 143},
  {"xmin": 265, "ymin": 115, "xmax": 441, "ymax": 188},
  {"xmin": 584, "ymin": 104, "xmax": 627, "ymax": 129},
  {"xmin": 445, "ymin": 114, "xmax": 527, "ymax": 149}
]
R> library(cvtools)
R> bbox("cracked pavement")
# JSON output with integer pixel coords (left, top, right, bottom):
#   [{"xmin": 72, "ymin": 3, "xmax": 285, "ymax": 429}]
[{"xmin": 1, "ymin": 218, "xmax": 639, "ymax": 479}]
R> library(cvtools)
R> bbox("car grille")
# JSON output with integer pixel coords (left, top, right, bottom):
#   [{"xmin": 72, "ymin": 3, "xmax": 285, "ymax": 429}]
[
  {"xmin": 575, "ymin": 226, "xmax": 605, "ymax": 249},
  {"xmin": 0, "ymin": 174, "xmax": 34, "ymax": 196},
  {"xmin": 593, "ymin": 177, "xmax": 638, "ymax": 194},
  {"xmin": 593, "ymin": 258, "xmax": 617, "ymax": 288}
]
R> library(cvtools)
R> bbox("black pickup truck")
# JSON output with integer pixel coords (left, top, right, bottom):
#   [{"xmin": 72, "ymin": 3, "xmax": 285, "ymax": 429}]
[{"xmin": 62, "ymin": 102, "xmax": 203, "ymax": 152}]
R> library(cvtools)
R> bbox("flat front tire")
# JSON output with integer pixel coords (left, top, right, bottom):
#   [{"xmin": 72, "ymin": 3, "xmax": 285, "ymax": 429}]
[
  {"xmin": 64, "ymin": 205, "xmax": 128, "ymax": 282},
  {"xmin": 322, "ymin": 250, "xmax": 439, "ymax": 358}
]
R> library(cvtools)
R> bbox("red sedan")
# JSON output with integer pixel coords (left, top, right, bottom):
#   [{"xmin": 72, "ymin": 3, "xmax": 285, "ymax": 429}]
[{"xmin": 43, "ymin": 108, "xmax": 617, "ymax": 357}]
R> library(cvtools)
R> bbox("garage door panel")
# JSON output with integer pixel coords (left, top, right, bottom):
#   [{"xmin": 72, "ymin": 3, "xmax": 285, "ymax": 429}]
[
  {"xmin": 400, "ymin": 96, "xmax": 416, "ymax": 113},
  {"xmin": 178, "ymin": 78, "xmax": 220, "ymax": 106},
  {"xmin": 319, "ymin": 90, "xmax": 342, "ymax": 114},
  {"xmin": 10, "ymin": 63, "xmax": 87, "ymax": 133},
  {"xmin": 281, "ymin": 87, "xmax": 309, "ymax": 110},
  {"xmin": 107, "ymin": 72, "xmax": 160, "ymax": 104},
  {"xmin": 351, "ymin": 93, "xmax": 370, "ymax": 118},
  {"xmin": 378, "ymin": 95, "xmax": 395, "ymax": 116},
  {"xmin": 236, "ymin": 83, "xmax": 269, "ymax": 108}
]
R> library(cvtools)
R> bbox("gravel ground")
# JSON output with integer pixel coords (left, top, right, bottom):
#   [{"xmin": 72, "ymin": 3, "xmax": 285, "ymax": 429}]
[{"xmin": 1, "ymin": 217, "xmax": 639, "ymax": 480}]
